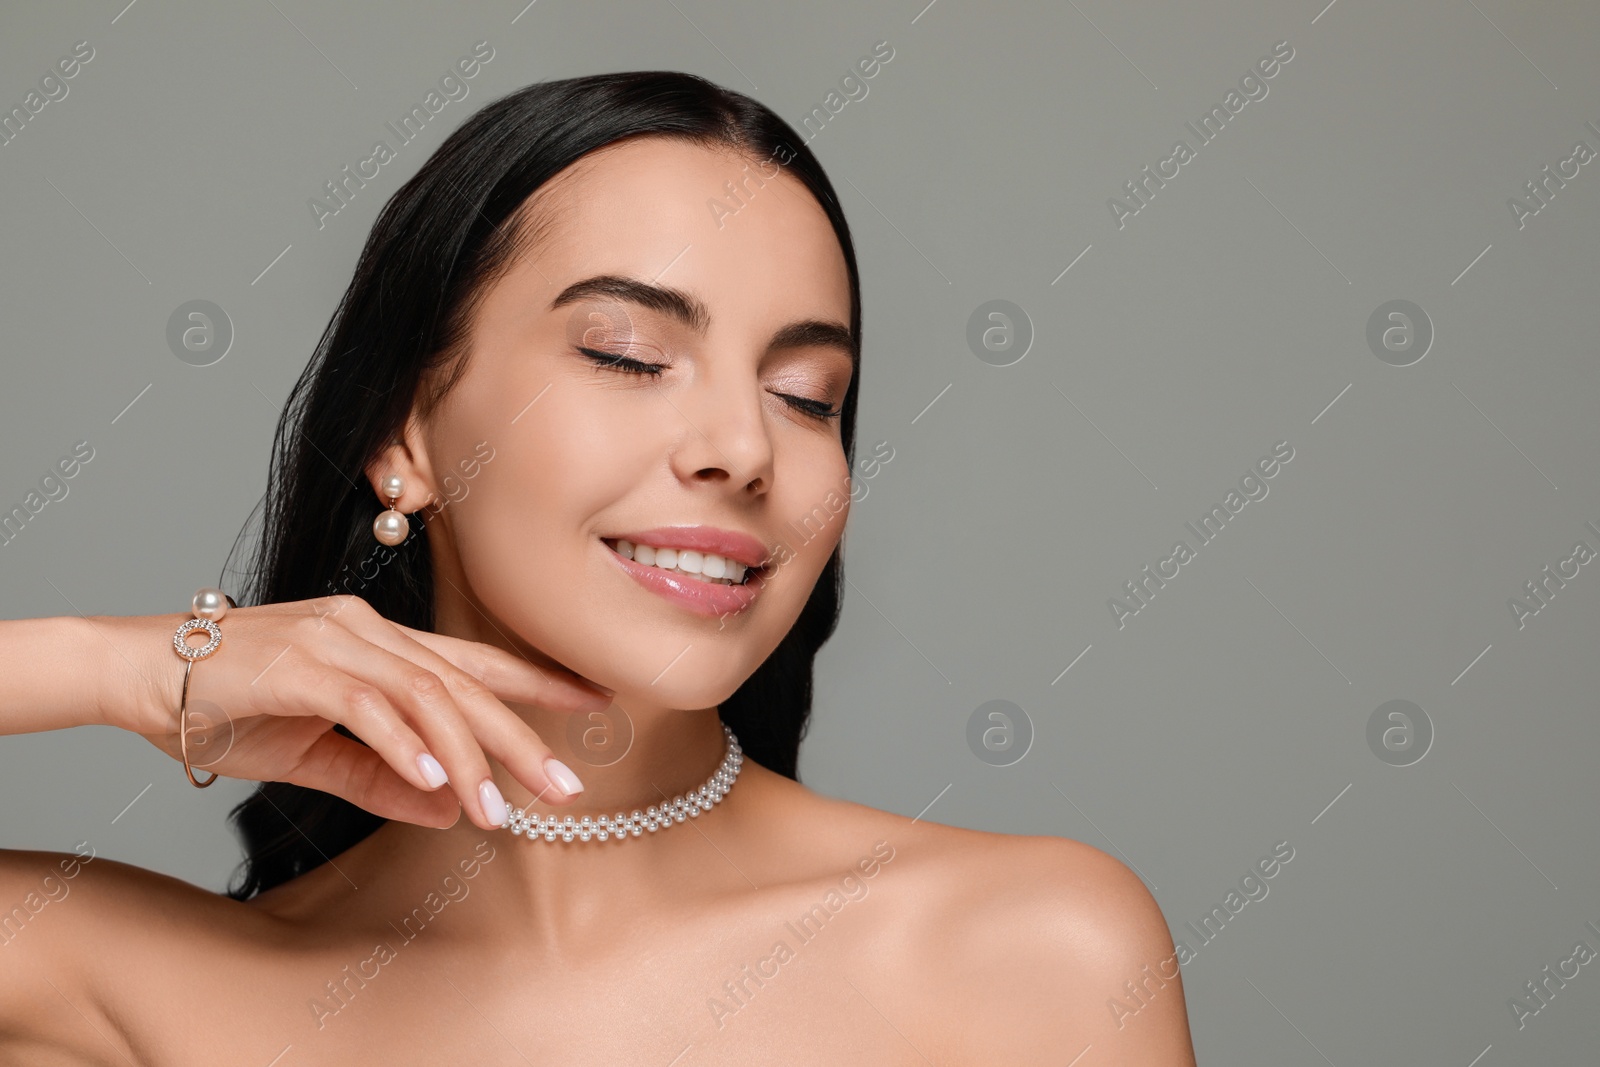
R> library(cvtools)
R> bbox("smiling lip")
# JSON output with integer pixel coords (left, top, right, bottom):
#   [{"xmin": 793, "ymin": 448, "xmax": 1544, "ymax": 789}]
[
  {"xmin": 599, "ymin": 525, "xmax": 772, "ymax": 618},
  {"xmin": 601, "ymin": 526, "xmax": 770, "ymax": 570},
  {"xmin": 601, "ymin": 537, "xmax": 767, "ymax": 618}
]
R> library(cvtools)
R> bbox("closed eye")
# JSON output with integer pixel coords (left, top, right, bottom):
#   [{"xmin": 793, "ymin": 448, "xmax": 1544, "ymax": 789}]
[
  {"xmin": 578, "ymin": 347, "xmax": 841, "ymax": 422},
  {"xmin": 578, "ymin": 346, "xmax": 664, "ymax": 376},
  {"xmin": 781, "ymin": 395, "xmax": 842, "ymax": 420}
]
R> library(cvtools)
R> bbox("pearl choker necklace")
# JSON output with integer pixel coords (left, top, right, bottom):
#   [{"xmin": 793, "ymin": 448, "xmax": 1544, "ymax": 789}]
[{"xmin": 499, "ymin": 724, "xmax": 743, "ymax": 844}]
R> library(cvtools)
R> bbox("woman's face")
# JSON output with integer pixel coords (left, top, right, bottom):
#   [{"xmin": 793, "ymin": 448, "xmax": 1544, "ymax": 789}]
[{"xmin": 391, "ymin": 135, "xmax": 855, "ymax": 710}]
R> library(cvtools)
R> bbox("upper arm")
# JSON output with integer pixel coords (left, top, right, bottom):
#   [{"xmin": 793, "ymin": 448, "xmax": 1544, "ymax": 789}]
[
  {"xmin": 0, "ymin": 846, "xmax": 134, "ymax": 1061},
  {"xmin": 953, "ymin": 837, "xmax": 1198, "ymax": 1066},
  {"xmin": 0, "ymin": 848, "xmax": 98, "ymax": 1037}
]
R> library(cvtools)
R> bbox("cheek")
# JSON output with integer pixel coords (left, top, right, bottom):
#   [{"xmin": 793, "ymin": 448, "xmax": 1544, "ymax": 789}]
[
  {"xmin": 440, "ymin": 389, "xmax": 684, "ymax": 659},
  {"xmin": 452, "ymin": 396, "xmax": 642, "ymax": 561},
  {"xmin": 808, "ymin": 448, "xmax": 855, "ymax": 530},
  {"xmin": 773, "ymin": 448, "xmax": 853, "ymax": 577}
]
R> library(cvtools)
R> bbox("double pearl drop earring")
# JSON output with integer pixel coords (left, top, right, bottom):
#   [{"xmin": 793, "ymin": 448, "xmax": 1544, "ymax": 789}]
[{"xmin": 372, "ymin": 473, "xmax": 410, "ymax": 546}]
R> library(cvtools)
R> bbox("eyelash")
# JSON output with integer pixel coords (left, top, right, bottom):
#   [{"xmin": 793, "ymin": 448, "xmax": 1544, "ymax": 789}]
[{"xmin": 577, "ymin": 347, "xmax": 842, "ymax": 421}]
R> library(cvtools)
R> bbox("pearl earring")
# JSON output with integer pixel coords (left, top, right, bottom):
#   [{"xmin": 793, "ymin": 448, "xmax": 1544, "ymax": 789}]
[{"xmin": 372, "ymin": 473, "xmax": 410, "ymax": 546}]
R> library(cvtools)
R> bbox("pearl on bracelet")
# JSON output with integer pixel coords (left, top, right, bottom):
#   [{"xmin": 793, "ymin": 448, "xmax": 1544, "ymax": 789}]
[{"xmin": 192, "ymin": 587, "xmax": 230, "ymax": 621}]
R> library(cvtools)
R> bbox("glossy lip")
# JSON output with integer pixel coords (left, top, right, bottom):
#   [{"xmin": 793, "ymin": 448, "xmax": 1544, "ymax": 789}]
[
  {"xmin": 600, "ymin": 537, "xmax": 766, "ymax": 618},
  {"xmin": 600, "ymin": 525, "xmax": 771, "ymax": 570}
]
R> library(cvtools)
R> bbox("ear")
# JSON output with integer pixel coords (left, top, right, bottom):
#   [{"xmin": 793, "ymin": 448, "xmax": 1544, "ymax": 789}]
[{"xmin": 364, "ymin": 411, "xmax": 439, "ymax": 513}]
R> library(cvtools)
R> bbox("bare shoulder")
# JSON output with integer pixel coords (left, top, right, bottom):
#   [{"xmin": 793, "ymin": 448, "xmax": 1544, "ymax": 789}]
[
  {"xmin": 0, "ymin": 845, "xmax": 266, "ymax": 1060},
  {"xmin": 920, "ymin": 827, "xmax": 1197, "ymax": 1066},
  {"xmin": 0, "ymin": 845, "xmax": 133, "ymax": 1014},
  {"xmin": 768, "ymin": 782, "xmax": 1197, "ymax": 1066}
]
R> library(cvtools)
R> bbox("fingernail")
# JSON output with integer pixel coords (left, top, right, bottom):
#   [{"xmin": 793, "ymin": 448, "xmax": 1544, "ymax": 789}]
[
  {"xmin": 479, "ymin": 779, "xmax": 507, "ymax": 826},
  {"xmin": 579, "ymin": 688, "xmax": 613, "ymax": 708},
  {"xmin": 416, "ymin": 752, "xmax": 448, "ymax": 789},
  {"xmin": 544, "ymin": 757, "xmax": 584, "ymax": 796}
]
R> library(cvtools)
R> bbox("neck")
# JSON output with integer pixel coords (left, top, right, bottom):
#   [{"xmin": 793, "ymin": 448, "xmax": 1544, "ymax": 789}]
[
  {"xmin": 366, "ymin": 701, "xmax": 754, "ymax": 942},
  {"xmin": 495, "ymin": 697, "xmax": 730, "ymax": 819},
  {"xmin": 373, "ymin": 569, "xmax": 750, "ymax": 928}
]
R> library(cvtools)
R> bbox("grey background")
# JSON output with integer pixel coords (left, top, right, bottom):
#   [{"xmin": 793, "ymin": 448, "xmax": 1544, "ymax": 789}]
[{"xmin": 2, "ymin": 0, "xmax": 1597, "ymax": 1061}]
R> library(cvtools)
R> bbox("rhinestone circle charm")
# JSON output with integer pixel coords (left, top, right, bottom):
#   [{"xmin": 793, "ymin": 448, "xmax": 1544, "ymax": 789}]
[
  {"xmin": 173, "ymin": 618, "xmax": 223, "ymax": 661},
  {"xmin": 499, "ymin": 723, "xmax": 742, "ymax": 846}
]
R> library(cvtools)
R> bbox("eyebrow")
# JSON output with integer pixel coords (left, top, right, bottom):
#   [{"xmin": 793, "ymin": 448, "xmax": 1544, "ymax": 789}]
[{"xmin": 549, "ymin": 274, "xmax": 855, "ymax": 360}]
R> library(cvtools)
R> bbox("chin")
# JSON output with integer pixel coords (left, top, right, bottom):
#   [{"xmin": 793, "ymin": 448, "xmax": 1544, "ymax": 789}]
[{"xmin": 607, "ymin": 659, "xmax": 752, "ymax": 711}]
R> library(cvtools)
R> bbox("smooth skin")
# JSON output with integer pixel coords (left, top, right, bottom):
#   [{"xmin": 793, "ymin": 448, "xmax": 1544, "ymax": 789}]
[{"xmin": 0, "ymin": 136, "xmax": 1197, "ymax": 1065}]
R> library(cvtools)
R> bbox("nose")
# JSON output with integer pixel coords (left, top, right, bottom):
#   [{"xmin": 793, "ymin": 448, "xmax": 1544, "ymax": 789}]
[{"xmin": 665, "ymin": 355, "xmax": 775, "ymax": 495}]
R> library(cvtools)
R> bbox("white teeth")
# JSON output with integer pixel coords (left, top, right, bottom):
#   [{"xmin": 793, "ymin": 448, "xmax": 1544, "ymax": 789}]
[{"xmin": 611, "ymin": 539, "xmax": 748, "ymax": 585}]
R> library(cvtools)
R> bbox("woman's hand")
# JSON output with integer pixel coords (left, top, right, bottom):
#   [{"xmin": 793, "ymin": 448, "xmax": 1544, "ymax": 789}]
[{"xmin": 95, "ymin": 595, "xmax": 611, "ymax": 830}]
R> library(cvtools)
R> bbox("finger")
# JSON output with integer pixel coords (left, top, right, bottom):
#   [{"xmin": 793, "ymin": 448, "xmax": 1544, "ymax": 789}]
[
  {"xmin": 313, "ymin": 594, "xmax": 611, "ymax": 712},
  {"xmin": 284, "ymin": 729, "xmax": 460, "ymax": 829},
  {"xmin": 320, "ymin": 622, "xmax": 585, "ymax": 820},
  {"xmin": 308, "ymin": 629, "xmax": 543, "ymax": 829},
  {"xmin": 337, "ymin": 652, "xmax": 505, "ymax": 829},
  {"xmin": 373, "ymin": 626, "xmax": 592, "ymax": 808},
  {"xmin": 384, "ymin": 621, "xmax": 613, "ymax": 712},
  {"xmin": 260, "ymin": 662, "xmax": 459, "ymax": 804}
]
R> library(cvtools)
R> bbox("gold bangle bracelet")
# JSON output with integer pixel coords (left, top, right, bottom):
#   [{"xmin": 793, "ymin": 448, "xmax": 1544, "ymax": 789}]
[
  {"xmin": 178, "ymin": 658, "xmax": 219, "ymax": 788},
  {"xmin": 172, "ymin": 589, "xmax": 236, "ymax": 789}
]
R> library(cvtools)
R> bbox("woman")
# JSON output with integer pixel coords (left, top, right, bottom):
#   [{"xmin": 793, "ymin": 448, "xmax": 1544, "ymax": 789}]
[{"xmin": 0, "ymin": 72, "xmax": 1196, "ymax": 1063}]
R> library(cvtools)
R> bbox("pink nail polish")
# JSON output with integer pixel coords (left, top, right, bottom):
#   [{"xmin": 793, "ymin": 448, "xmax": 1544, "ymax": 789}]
[
  {"xmin": 479, "ymin": 779, "xmax": 507, "ymax": 826},
  {"xmin": 416, "ymin": 752, "xmax": 448, "ymax": 789},
  {"xmin": 544, "ymin": 757, "xmax": 584, "ymax": 796}
]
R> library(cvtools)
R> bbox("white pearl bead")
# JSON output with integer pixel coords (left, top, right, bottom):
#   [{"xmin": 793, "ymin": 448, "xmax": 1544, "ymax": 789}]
[
  {"xmin": 192, "ymin": 587, "xmax": 229, "ymax": 621},
  {"xmin": 380, "ymin": 474, "xmax": 404, "ymax": 500},
  {"xmin": 498, "ymin": 723, "xmax": 742, "ymax": 846},
  {"xmin": 372, "ymin": 509, "xmax": 409, "ymax": 546}
]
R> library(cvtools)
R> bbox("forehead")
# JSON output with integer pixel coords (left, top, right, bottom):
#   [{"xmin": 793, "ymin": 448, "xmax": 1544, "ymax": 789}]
[{"xmin": 514, "ymin": 135, "xmax": 852, "ymax": 330}]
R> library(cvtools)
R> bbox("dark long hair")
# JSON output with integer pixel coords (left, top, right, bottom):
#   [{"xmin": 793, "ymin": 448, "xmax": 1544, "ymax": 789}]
[{"xmin": 218, "ymin": 72, "xmax": 862, "ymax": 900}]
